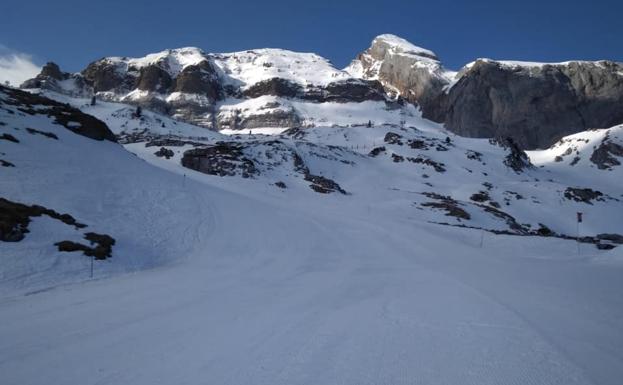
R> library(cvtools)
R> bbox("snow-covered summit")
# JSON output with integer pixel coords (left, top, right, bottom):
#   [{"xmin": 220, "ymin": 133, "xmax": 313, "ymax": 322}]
[
  {"xmin": 94, "ymin": 46, "xmax": 353, "ymax": 89},
  {"xmin": 105, "ymin": 47, "xmax": 208, "ymax": 77},
  {"xmin": 372, "ymin": 34, "xmax": 439, "ymax": 61},
  {"xmin": 214, "ymin": 48, "xmax": 352, "ymax": 87}
]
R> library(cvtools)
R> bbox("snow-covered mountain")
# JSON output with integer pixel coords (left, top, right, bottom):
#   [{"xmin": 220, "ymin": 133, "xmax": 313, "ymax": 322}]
[
  {"xmin": 3, "ymin": 35, "xmax": 623, "ymax": 385},
  {"xmin": 22, "ymin": 46, "xmax": 391, "ymax": 131},
  {"xmin": 21, "ymin": 34, "xmax": 623, "ymax": 150}
]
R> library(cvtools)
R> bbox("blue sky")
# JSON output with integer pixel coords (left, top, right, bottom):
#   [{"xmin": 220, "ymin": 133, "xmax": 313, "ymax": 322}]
[{"xmin": 1, "ymin": 0, "xmax": 621, "ymax": 79}]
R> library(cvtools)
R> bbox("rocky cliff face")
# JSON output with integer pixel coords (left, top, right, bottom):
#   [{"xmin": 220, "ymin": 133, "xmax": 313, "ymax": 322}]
[
  {"xmin": 21, "ymin": 36, "xmax": 623, "ymax": 149},
  {"xmin": 22, "ymin": 47, "xmax": 393, "ymax": 131},
  {"xmin": 443, "ymin": 60, "xmax": 623, "ymax": 149},
  {"xmin": 345, "ymin": 34, "xmax": 454, "ymax": 122},
  {"xmin": 346, "ymin": 35, "xmax": 623, "ymax": 149}
]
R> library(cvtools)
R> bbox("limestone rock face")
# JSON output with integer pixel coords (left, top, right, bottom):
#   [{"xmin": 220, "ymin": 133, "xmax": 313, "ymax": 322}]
[
  {"xmin": 136, "ymin": 65, "xmax": 173, "ymax": 93},
  {"xmin": 20, "ymin": 62, "xmax": 89, "ymax": 97},
  {"xmin": 242, "ymin": 78, "xmax": 301, "ymax": 99},
  {"xmin": 345, "ymin": 34, "xmax": 452, "ymax": 122},
  {"xmin": 309, "ymin": 79, "xmax": 386, "ymax": 103},
  {"xmin": 444, "ymin": 60, "xmax": 623, "ymax": 149},
  {"xmin": 173, "ymin": 60, "xmax": 221, "ymax": 100},
  {"xmin": 39, "ymin": 62, "xmax": 65, "ymax": 81},
  {"xmin": 19, "ymin": 38, "xmax": 623, "ymax": 146},
  {"xmin": 81, "ymin": 59, "xmax": 129, "ymax": 92}
]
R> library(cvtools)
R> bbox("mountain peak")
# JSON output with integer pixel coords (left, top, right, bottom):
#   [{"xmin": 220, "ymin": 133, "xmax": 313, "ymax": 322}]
[{"xmin": 371, "ymin": 34, "xmax": 439, "ymax": 61}]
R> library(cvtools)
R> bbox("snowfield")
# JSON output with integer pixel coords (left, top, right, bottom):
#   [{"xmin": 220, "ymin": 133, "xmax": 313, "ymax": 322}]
[{"xmin": 1, "ymin": 87, "xmax": 623, "ymax": 385}]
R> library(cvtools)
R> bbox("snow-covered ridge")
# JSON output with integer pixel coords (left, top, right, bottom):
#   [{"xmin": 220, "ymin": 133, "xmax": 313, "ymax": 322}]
[
  {"xmin": 106, "ymin": 47, "xmax": 208, "ymax": 77},
  {"xmin": 96, "ymin": 47, "xmax": 353, "ymax": 88},
  {"xmin": 214, "ymin": 49, "xmax": 352, "ymax": 87},
  {"xmin": 372, "ymin": 34, "xmax": 439, "ymax": 60},
  {"xmin": 459, "ymin": 58, "xmax": 619, "ymax": 72}
]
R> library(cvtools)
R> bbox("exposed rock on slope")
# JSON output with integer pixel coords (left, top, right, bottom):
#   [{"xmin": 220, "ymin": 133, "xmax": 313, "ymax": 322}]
[
  {"xmin": 443, "ymin": 60, "xmax": 623, "ymax": 149},
  {"xmin": 20, "ymin": 36, "xmax": 623, "ymax": 149},
  {"xmin": 22, "ymin": 48, "xmax": 391, "ymax": 131},
  {"xmin": 1, "ymin": 85, "xmax": 116, "ymax": 142},
  {"xmin": 590, "ymin": 129, "xmax": 623, "ymax": 170}
]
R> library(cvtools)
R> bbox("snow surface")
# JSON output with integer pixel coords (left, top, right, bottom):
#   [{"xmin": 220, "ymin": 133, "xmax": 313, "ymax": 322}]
[
  {"xmin": 214, "ymin": 49, "xmax": 352, "ymax": 88},
  {"xmin": 2, "ymin": 89, "xmax": 623, "ymax": 385}
]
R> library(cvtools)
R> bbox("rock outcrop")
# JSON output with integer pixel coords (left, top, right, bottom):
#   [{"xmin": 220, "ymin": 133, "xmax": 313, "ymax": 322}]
[
  {"xmin": 19, "ymin": 37, "xmax": 623, "ymax": 149},
  {"xmin": 345, "ymin": 34, "xmax": 453, "ymax": 122},
  {"xmin": 443, "ymin": 60, "xmax": 623, "ymax": 149},
  {"xmin": 590, "ymin": 129, "xmax": 623, "ymax": 170},
  {"xmin": 1, "ymin": 85, "xmax": 116, "ymax": 142}
]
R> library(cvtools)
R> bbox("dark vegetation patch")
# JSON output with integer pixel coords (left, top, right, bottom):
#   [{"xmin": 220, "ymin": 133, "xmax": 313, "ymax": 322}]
[
  {"xmin": 182, "ymin": 142, "xmax": 258, "ymax": 178},
  {"xmin": 466, "ymin": 150, "xmax": 483, "ymax": 161},
  {"xmin": 293, "ymin": 152, "xmax": 347, "ymax": 194},
  {"xmin": 274, "ymin": 181, "xmax": 287, "ymax": 189},
  {"xmin": 1, "ymin": 197, "xmax": 116, "ymax": 259},
  {"xmin": 1, "ymin": 133, "xmax": 19, "ymax": 143},
  {"xmin": 280, "ymin": 127, "xmax": 307, "ymax": 140},
  {"xmin": 590, "ymin": 132, "xmax": 623, "ymax": 170},
  {"xmin": 392, "ymin": 153, "xmax": 404, "ymax": 162},
  {"xmin": 570, "ymin": 156, "xmax": 581, "ymax": 166},
  {"xmin": 408, "ymin": 139, "xmax": 427, "ymax": 150},
  {"xmin": 384, "ymin": 132, "xmax": 403, "ymax": 145},
  {"xmin": 420, "ymin": 192, "xmax": 471, "ymax": 221},
  {"xmin": 145, "ymin": 138, "xmax": 205, "ymax": 147},
  {"xmin": 475, "ymin": 203, "xmax": 527, "ymax": 233},
  {"xmin": 26, "ymin": 127, "xmax": 58, "ymax": 140},
  {"xmin": 55, "ymin": 232, "xmax": 115, "ymax": 260},
  {"xmin": 503, "ymin": 191, "xmax": 524, "ymax": 205},
  {"xmin": 0, "ymin": 197, "xmax": 86, "ymax": 242},
  {"xmin": 470, "ymin": 191, "xmax": 490, "ymax": 203},
  {"xmin": 406, "ymin": 156, "xmax": 446, "ymax": 172},
  {"xmin": 305, "ymin": 174, "xmax": 347, "ymax": 194},
  {"xmin": 431, "ymin": 221, "xmax": 621, "ymax": 250},
  {"xmin": 368, "ymin": 146, "xmax": 386, "ymax": 157},
  {"xmin": 497, "ymin": 137, "xmax": 533, "ymax": 172},
  {"xmin": 564, "ymin": 187, "xmax": 605, "ymax": 204},
  {"xmin": 1, "ymin": 159, "xmax": 15, "ymax": 167},
  {"xmin": 154, "ymin": 147, "xmax": 174, "ymax": 159}
]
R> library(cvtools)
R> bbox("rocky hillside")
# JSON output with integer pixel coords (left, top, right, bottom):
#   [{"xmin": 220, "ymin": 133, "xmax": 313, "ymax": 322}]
[
  {"xmin": 21, "ymin": 47, "xmax": 392, "ymax": 131},
  {"xmin": 21, "ymin": 35, "xmax": 623, "ymax": 149},
  {"xmin": 2, "ymin": 83, "xmax": 623, "ymax": 299},
  {"xmin": 20, "ymin": 89, "xmax": 621, "ymax": 250}
]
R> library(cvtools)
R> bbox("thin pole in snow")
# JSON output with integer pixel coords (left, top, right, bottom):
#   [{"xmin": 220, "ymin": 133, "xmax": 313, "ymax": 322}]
[
  {"xmin": 577, "ymin": 221, "xmax": 580, "ymax": 255},
  {"xmin": 479, "ymin": 229, "xmax": 484, "ymax": 248},
  {"xmin": 90, "ymin": 256, "xmax": 94, "ymax": 279},
  {"xmin": 576, "ymin": 212, "xmax": 582, "ymax": 255}
]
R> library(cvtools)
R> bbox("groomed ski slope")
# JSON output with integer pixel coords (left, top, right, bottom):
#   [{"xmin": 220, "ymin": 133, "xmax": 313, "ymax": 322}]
[{"xmin": 2, "ymin": 166, "xmax": 623, "ymax": 385}]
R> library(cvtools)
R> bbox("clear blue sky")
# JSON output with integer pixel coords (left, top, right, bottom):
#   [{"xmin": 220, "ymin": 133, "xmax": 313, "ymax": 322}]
[{"xmin": 2, "ymin": 0, "xmax": 621, "ymax": 71}]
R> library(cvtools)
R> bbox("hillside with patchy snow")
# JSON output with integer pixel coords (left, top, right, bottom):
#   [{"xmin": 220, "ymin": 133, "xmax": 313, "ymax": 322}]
[{"xmin": 1, "ymin": 84, "xmax": 623, "ymax": 385}]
